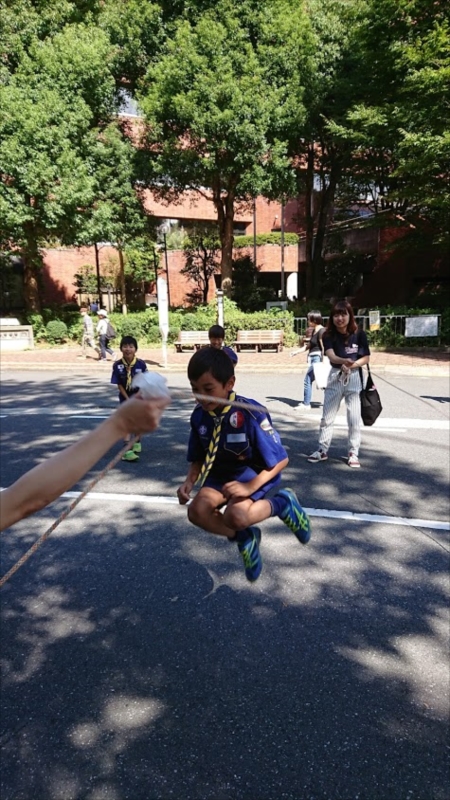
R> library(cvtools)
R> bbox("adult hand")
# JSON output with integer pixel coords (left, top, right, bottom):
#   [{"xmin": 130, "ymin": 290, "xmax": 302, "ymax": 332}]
[{"xmin": 112, "ymin": 393, "xmax": 170, "ymax": 438}]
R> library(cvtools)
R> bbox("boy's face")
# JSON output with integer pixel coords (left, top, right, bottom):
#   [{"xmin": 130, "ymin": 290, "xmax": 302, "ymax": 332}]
[
  {"xmin": 121, "ymin": 343, "xmax": 137, "ymax": 362},
  {"xmin": 209, "ymin": 336, "xmax": 224, "ymax": 349},
  {"xmin": 190, "ymin": 369, "xmax": 235, "ymax": 412}
]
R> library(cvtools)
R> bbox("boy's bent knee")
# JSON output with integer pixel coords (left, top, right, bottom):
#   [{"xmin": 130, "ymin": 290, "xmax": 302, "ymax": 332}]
[{"xmin": 223, "ymin": 505, "xmax": 249, "ymax": 530}]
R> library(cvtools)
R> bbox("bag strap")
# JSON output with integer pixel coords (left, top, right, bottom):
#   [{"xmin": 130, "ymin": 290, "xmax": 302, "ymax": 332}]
[{"xmin": 318, "ymin": 327, "xmax": 325, "ymax": 360}]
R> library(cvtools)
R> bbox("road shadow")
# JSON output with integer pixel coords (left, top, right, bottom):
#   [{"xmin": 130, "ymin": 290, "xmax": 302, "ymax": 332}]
[{"xmin": 1, "ymin": 404, "xmax": 449, "ymax": 800}]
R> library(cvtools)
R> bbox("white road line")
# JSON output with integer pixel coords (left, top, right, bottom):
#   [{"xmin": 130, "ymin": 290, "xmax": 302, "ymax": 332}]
[
  {"xmin": 60, "ymin": 490, "xmax": 450, "ymax": 531},
  {"xmin": 69, "ymin": 415, "xmax": 109, "ymax": 419},
  {"xmin": 333, "ymin": 424, "xmax": 407, "ymax": 433},
  {"xmin": 334, "ymin": 416, "xmax": 449, "ymax": 429}
]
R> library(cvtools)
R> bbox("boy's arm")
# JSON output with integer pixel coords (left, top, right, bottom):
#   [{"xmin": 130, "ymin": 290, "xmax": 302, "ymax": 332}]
[
  {"xmin": 118, "ymin": 385, "xmax": 129, "ymax": 400},
  {"xmin": 222, "ymin": 457, "xmax": 289, "ymax": 500},
  {"xmin": 177, "ymin": 461, "xmax": 202, "ymax": 504}
]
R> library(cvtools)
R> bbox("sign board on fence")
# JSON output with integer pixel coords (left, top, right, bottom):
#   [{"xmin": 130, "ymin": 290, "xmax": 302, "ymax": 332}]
[
  {"xmin": 369, "ymin": 310, "xmax": 380, "ymax": 331},
  {"xmin": 405, "ymin": 316, "xmax": 439, "ymax": 337}
]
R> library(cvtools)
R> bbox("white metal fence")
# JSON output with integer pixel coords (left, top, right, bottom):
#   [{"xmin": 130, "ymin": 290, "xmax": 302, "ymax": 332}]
[{"xmin": 293, "ymin": 315, "xmax": 442, "ymax": 342}]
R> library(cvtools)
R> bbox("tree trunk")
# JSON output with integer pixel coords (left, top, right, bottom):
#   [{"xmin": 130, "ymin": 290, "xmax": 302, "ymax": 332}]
[
  {"xmin": 304, "ymin": 143, "xmax": 315, "ymax": 300},
  {"xmin": 312, "ymin": 162, "xmax": 339, "ymax": 297},
  {"xmin": 118, "ymin": 247, "xmax": 127, "ymax": 314},
  {"xmin": 213, "ymin": 178, "xmax": 235, "ymax": 296},
  {"xmin": 22, "ymin": 231, "xmax": 41, "ymax": 313}
]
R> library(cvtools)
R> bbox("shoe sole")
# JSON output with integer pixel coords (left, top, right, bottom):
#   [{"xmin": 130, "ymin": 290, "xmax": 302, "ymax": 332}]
[{"xmin": 307, "ymin": 456, "xmax": 328, "ymax": 463}]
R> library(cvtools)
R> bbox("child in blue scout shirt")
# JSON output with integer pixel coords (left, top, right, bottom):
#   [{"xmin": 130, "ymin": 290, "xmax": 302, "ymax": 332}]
[
  {"xmin": 111, "ymin": 336, "xmax": 148, "ymax": 462},
  {"xmin": 177, "ymin": 348, "xmax": 311, "ymax": 582},
  {"xmin": 208, "ymin": 324, "xmax": 238, "ymax": 364}
]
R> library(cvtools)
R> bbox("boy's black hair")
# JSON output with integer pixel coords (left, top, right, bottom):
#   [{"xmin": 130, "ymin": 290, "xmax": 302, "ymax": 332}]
[
  {"xmin": 208, "ymin": 324, "xmax": 225, "ymax": 339},
  {"xmin": 120, "ymin": 336, "xmax": 138, "ymax": 350},
  {"xmin": 308, "ymin": 311, "xmax": 323, "ymax": 325},
  {"xmin": 188, "ymin": 347, "xmax": 234, "ymax": 385}
]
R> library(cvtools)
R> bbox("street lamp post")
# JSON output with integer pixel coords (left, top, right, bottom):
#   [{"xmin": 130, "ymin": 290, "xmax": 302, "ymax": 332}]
[{"xmin": 163, "ymin": 232, "xmax": 171, "ymax": 308}]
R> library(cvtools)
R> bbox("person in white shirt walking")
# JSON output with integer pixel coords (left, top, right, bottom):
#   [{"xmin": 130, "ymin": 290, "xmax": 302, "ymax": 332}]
[
  {"xmin": 96, "ymin": 309, "xmax": 115, "ymax": 361},
  {"xmin": 80, "ymin": 306, "xmax": 97, "ymax": 356}
]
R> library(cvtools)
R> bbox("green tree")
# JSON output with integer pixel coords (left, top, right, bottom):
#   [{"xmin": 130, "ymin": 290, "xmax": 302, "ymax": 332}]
[
  {"xmin": 333, "ymin": 0, "xmax": 450, "ymax": 250},
  {"xmin": 180, "ymin": 224, "xmax": 220, "ymax": 305},
  {"xmin": 77, "ymin": 123, "xmax": 152, "ymax": 313},
  {"xmin": 138, "ymin": 0, "xmax": 312, "ymax": 294},
  {"xmin": 0, "ymin": 23, "xmax": 117, "ymax": 311}
]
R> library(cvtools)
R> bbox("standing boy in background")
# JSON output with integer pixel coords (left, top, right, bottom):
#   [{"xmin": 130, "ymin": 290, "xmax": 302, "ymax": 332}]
[
  {"xmin": 177, "ymin": 348, "xmax": 311, "ymax": 582},
  {"xmin": 208, "ymin": 324, "xmax": 238, "ymax": 365},
  {"xmin": 111, "ymin": 336, "xmax": 148, "ymax": 461}
]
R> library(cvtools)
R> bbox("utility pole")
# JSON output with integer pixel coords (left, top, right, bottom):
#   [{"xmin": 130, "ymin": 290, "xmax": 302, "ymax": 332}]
[
  {"xmin": 280, "ymin": 201, "xmax": 285, "ymax": 299},
  {"xmin": 253, "ymin": 198, "xmax": 257, "ymax": 270},
  {"xmin": 94, "ymin": 243, "xmax": 101, "ymax": 304}
]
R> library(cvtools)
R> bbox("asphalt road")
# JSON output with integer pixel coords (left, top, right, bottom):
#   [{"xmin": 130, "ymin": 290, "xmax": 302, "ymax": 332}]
[{"xmin": 1, "ymin": 370, "xmax": 449, "ymax": 800}]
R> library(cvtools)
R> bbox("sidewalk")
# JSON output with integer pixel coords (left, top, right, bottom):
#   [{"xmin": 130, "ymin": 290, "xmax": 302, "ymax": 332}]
[{"xmin": 1, "ymin": 344, "xmax": 449, "ymax": 376}]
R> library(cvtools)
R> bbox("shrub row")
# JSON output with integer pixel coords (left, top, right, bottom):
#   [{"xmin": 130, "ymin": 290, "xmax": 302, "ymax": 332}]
[{"xmin": 24, "ymin": 299, "xmax": 449, "ymax": 347}]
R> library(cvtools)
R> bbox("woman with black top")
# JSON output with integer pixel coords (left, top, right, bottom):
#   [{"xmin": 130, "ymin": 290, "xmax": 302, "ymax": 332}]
[
  {"xmin": 296, "ymin": 311, "xmax": 325, "ymax": 411},
  {"xmin": 307, "ymin": 300, "xmax": 370, "ymax": 468}
]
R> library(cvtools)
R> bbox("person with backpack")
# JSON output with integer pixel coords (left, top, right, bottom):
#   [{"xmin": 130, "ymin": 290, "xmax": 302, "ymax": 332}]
[{"xmin": 96, "ymin": 309, "xmax": 116, "ymax": 361}]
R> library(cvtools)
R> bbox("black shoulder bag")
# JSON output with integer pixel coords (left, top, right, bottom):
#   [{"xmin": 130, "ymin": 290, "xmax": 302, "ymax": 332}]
[{"xmin": 359, "ymin": 365, "xmax": 382, "ymax": 426}]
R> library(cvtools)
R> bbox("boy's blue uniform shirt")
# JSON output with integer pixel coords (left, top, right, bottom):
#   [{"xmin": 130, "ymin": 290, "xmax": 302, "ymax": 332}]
[
  {"xmin": 187, "ymin": 395, "xmax": 288, "ymax": 499},
  {"xmin": 111, "ymin": 358, "xmax": 148, "ymax": 401},
  {"xmin": 222, "ymin": 345, "xmax": 238, "ymax": 365}
]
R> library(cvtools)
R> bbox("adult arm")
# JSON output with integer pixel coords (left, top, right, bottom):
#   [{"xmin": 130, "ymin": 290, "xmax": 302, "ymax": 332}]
[
  {"xmin": 324, "ymin": 348, "xmax": 370, "ymax": 370},
  {"xmin": 0, "ymin": 394, "xmax": 170, "ymax": 531}
]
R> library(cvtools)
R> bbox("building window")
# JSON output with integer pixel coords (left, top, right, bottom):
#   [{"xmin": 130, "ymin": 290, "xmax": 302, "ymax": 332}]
[
  {"xmin": 233, "ymin": 222, "xmax": 248, "ymax": 237},
  {"xmin": 117, "ymin": 88, "xmax": 142, "ymax": 118}
]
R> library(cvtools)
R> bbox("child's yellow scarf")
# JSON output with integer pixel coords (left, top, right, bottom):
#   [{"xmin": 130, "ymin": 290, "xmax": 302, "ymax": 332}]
[{"xmin": 122, "ymin": 357, "xmax": 137, "ymax": 392}]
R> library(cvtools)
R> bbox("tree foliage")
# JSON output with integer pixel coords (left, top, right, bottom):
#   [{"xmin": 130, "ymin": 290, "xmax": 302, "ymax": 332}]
[{"xmin": 138, "ymin": 0, "xmax": 313, "ymax": 293}]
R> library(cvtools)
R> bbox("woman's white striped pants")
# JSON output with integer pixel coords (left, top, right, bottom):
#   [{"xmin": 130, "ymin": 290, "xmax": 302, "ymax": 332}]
[{"xmin": 318, "ymin": 368, "xmax": 362, "ymax": 456}]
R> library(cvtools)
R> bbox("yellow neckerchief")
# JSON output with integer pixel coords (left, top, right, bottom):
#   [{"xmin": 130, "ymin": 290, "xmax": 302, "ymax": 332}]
[
  {"xmin": 122, "ymin": 356, "xmax": 137, "ymax": 392},
  {"xmin": 195, "ymin": 390, "xmax": 236, "ymax": 487}
]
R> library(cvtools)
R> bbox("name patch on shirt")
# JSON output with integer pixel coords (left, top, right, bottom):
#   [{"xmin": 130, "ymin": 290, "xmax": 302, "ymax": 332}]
[{"xmin": 226, "ymin": 434, "xmax": 247, "ymax": 443}]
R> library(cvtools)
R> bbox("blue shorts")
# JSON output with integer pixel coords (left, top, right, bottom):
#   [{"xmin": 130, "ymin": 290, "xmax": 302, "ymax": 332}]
[{"xmin": 203, "ymin": 466, "xmax": 281, "ymax": 501}]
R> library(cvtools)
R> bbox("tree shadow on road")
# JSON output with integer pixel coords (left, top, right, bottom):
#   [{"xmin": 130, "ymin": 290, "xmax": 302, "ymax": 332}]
[{"xmin": 1, "ymin": 405, "xmax": 449, "ymax": 800}]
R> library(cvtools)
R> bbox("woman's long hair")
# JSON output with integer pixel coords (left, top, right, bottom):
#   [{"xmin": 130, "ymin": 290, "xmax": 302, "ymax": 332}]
[{"xmin": 325, "ymin": 299, "xmax": 357, "ymax": 338}]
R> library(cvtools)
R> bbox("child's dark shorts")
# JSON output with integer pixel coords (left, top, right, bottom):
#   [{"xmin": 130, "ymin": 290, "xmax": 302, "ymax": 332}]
[{"xmin": 203, "ymin": 466, "xmax": 282, "ymax": 501}]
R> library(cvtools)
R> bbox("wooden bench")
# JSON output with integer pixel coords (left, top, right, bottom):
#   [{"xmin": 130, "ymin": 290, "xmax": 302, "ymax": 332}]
[
  {"xmin": 233, "ymin": 329, "xmax": 284, "ymax": 353},
  {"xmin": 175, "ymin": 330, "xmax": 210, "ymax": 352}
]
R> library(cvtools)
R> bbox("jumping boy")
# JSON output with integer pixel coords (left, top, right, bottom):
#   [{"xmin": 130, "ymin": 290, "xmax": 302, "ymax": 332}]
[
  {"xmin": 111, "ymin": 336, "xmax": 148, "ymax": 462},
  {"xmin": 208, "ymin": 324, "xmax": 238, "ymax": 364},
  {"xmin": 177, "ymin": 348, "xmax": 311, "ymax": 582}
]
